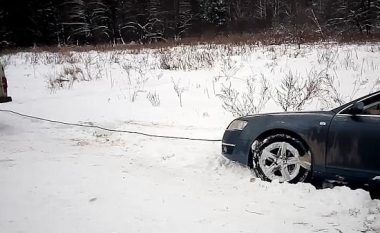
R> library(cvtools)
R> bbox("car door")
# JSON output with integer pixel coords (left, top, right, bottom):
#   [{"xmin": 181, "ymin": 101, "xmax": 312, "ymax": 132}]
[{"xmin": 326, "ymin": 93, "xmax": 380, "ymax": 179}]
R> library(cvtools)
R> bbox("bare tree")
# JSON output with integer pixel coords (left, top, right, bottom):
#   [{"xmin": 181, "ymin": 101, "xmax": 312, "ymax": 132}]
[
  {"xmin": 218, "ymin": 75, "xmax": 270, "ymax": 117},
  {"xmin": 255, "ymin": 0, "xmax": 267, "ymax": 20},
  {"xmin": 275, "ymin": 70, "xmax": 323, "ymax": 112},
  {"xmin": 328, "ymin": 0, "xmax": 378, "ymax": 35}
]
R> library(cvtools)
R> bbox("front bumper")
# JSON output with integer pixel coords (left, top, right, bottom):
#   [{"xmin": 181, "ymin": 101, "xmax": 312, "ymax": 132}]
[
  {"xmin": 222, "ymin": 142, "xmax": 235, "ymax": 154},
  {"xmin": 222, "ymin": 129, "xmax": 251, "ymax": 165}
]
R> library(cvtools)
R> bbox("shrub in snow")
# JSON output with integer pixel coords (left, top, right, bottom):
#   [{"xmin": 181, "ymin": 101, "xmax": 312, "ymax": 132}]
[
  {"xmin": 218, "ymin": 54, "xmax": 240, "ymax": 80},
  {"xmin": 47, "ymin": 65, "xmax": 84, "ymax": 91},
  {"xmin": 172, "ymin": 78, "xmax": 186, "ymax": 107},
  {"xmin": 218, "ymin": 76, "xmax": 270, "ymax": 117},
  {"xmin": 147, "ymin": 92, "xmax": 160, "ymax": 107},
  {"xmin": 81, "ymin": 54, "xmax": 102, "ymax": 81},
  {"xmin": 159, "ymin": 47, "xmax": 215, "ymax": 70},
  {"xmin": 274, "ymin": 70, "xmax": 323, "ymax": 111},
  {"xmin": 121, "ymin": 57, "xmax": 151, "ymax": 102}
]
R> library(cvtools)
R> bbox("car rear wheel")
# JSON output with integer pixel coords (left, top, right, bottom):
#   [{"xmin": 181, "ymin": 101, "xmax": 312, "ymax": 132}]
[{"xmin": 252, "ymin": 134, "xmax": 312, "ymax": 183}]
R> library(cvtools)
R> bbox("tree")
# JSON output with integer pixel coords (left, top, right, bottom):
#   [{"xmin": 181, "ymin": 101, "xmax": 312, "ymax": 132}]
[
  {"xmin": 60, "ymin": 0, "xmax": 112, "ymax": 44},
  {"xmin": 200, "ymin": 0, "xmax": 229, "ymax": 30},
  {"xmin": 33, "ymin": 0, "xmax": 61, "ymax": 45},
  {"xmin": 87, "ymin": 0, "xmax": 111, "ymax": 43},
  {"xmin": 60, "ymin": 0, "xmax": 91, "ymax": 44},
  {"xmin": 0, "ymin": 6, "xmax": 10, "ymax": 47},
  {"xmin": 0, "ymin": 0, "xmax": 380, "ymax": 47},
  {"xmin": 176, "ymin": 0, "xmax": 193, "ymax": 38},
  {"xmin": 328, "ymin": 0, "xmax": 379, "ymax": 35}
]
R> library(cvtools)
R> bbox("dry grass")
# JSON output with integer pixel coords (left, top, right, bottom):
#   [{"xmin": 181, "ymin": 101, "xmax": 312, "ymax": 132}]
[{"xmin": 1, "ymin": 32, "xmax": 380, "ymax": 55}]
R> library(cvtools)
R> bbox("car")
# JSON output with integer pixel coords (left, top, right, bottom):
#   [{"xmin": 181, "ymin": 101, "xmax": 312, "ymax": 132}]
[
  {"xmin": 222, "ymin": 91, "xmax": 380, "ymax": 186},
  {"xmin": 0, "ymin": 63, "xmax": 12, "ymax": 103}
]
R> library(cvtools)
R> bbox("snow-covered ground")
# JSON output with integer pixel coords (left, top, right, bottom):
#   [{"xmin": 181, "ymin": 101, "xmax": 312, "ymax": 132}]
[{"xmin": 1, "ymin": 43, "xmax": 380, "ymax": 233}]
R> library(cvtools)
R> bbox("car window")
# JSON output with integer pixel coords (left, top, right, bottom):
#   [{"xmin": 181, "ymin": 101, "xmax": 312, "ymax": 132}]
[
  {"xmin": 341, "ymin": 93, "xmax": 380, "ymax": 115},
  {"xmin": 362, "ymin": 94, "xmax": 380, "ymax": 115},
  {"xmin": 364, "ymin": 101, "xmax": 380, "ymax": 115}
]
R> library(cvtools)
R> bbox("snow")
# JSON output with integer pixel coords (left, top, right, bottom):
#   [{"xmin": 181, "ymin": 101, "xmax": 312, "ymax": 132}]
[{"xmin": 1, "ymin": 43, "xmax": 380, "ymax": 233}]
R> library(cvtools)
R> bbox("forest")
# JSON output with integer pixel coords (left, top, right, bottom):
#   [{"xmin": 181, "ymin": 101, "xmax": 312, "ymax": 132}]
[{"xmin": 0, "ymin": 0, "xmax": 380, "ymax": 47}]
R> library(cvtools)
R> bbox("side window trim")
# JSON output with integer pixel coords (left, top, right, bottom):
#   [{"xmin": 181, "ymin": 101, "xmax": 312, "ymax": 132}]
[{"xmin": 337, "ymin": 114, "xmax": 380, "ymax": 118}]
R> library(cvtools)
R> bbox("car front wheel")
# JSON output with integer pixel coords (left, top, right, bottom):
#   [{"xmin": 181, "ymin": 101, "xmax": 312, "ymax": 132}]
[{"xmin": 252, "ymin": 134, "xmax": 312, "ymax": 183}]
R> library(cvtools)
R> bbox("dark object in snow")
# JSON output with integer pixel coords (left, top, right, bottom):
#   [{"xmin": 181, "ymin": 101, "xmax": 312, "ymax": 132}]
[
  {"xmin": 0, "ymin": 64, "xmax": 12, "ymax": 103},
  {"xmin": 222, "ymin": 91, "xmax": 380, "ymax": 187},
  {"xmin": 0, "ymin": 96, "xmax": 12, "ymax": 103}
]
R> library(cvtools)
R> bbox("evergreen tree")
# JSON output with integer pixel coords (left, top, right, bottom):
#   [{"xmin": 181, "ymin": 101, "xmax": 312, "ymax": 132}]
[
  {"xmin": 200, "ymin": 0, "xmax": 229, "ymax": 29},
  {"xmin": 0, "ymin": 0, "xmax": 380, "ymax": 47}
]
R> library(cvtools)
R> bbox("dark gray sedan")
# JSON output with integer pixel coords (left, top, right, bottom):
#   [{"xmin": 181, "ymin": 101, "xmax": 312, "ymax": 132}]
[{"xmin": 222, "ymin": 91, "xmax": 380, "ymax": 185}]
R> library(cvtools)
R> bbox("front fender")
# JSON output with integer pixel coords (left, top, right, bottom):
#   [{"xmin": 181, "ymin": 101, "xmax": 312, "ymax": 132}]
[{"xmin": 237, "ymin": 113, "xmax": 334, "ymax": 173}]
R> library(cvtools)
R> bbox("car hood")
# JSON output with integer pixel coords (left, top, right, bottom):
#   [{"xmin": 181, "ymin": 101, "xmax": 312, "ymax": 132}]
[{"xmin": 240, "ymin": 110, "xmax": 335, "ymax": 120}]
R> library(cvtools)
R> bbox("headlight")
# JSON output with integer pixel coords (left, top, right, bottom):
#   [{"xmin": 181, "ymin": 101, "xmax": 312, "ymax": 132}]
[{"xmin": 227, "ymin": 120, "xmax": 248, "ymax": 131}]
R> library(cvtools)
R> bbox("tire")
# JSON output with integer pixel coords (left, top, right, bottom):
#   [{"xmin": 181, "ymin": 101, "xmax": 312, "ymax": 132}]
[{"xmin": 252, "ymin": 134, "xmax": 311, "ymax": 183}]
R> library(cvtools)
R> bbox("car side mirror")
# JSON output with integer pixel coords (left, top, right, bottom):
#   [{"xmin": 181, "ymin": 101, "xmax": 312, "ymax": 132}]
[{"xmin": 352, "ymin": 101, "xmax": 364, "ymax": 114}]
